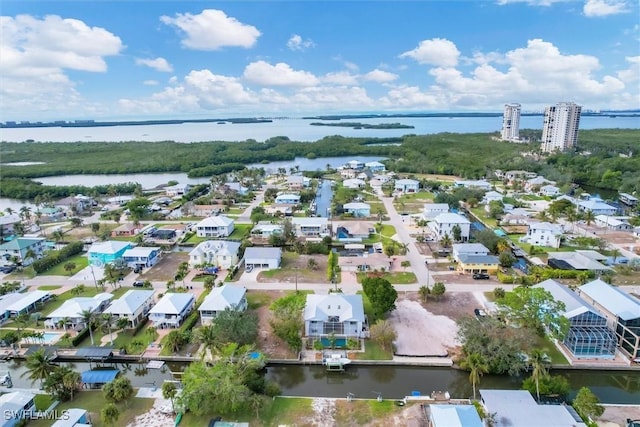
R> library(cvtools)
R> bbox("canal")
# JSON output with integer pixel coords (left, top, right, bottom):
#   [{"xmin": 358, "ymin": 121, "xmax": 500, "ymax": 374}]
[
  {"xmin": 314, "ymin": 179, "xmax": 334, "ymax": 218},
  {"xmin": 4, "ymin": 360, "xmax": 640, "ymax": 404}
]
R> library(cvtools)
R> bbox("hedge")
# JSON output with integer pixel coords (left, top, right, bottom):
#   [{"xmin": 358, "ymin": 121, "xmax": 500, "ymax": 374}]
[
  {"xmin": 32, "ymin": 241, "xmax": 84, "ymax": 274},
  {"xmin": 71, "ymin": 326, "xmax": 91, "ymax": 347}
]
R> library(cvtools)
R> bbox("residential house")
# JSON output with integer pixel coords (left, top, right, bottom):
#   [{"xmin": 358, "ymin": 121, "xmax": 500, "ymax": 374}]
[
  {"xmin": 2, "ymin": 290, "xmax": 50, "ymax": 319},
  {"xmin": 372, "ymin": 174, "xmax": 392, "ymax": 184},
  {"xmin": 534, "ymin": 279, "xmax": 617, "ymax": 359},
  {"xmin": 594, "ymin": 215, "xmax": 633, "ymax": 231},
  {"xmin": 356, "ymin": 170, "xmax": 374, "ymax": 181},
  {"xmin": 619, "ymin": 193, "xmax": 638, "ymax": 207},
  {"xmin": 150, "ymin": 228, "xmax": 177, "ymax": 241},
  {"xmin": 291, "ymin": 217, "xmax": 329, "ymax": 237},
  {"xmin": 149, "ymin": 293, "xmax": 195, "ymax": 329},
  {"xmin": 577, "ymin": 279, "xmax": 640, "ymax": 362},
  {"xmin": 524, "ymin": 176, "xmax": 555, "ymax": 192},
  {"xmin": 333, "ymin": 222, "xmax": 375, "ymax": 241},
  {"xmin": 286, "ymin": 175, "xmax": 310, "ymax": 190},
  {"xmin": 224, "ymin": 182, "xmax": 249, "ymax": 195},
  {"xmin": 0, "ymin": 391, "xmax": 36, "ymax": 427},
  {"xmin": 104, "ymin": 289, "xmax": 155, "ymax": 328},
  {"xmin": 427, "ymin": 404, "xmax": 483, "ymax": 427},
  {"xmin": 339, "ymin": 168, "xmax": 357, "ymax": 179},
  {"xmin": 45, "ymin": 293, "xmax": 114, "ymax": 331},
  {"xmin": 520, "ymin": 222, "xmax": 564, "ymax": 248},
  {"xmin": 343, "ymin": 202, "xmax": 371, "ymax": 218},
  {"xmin": 191, "ymin": 204, "xmax": 226, "ymax": 217},
  {"xmin": 453, "ymin": 180, "xmax": 491, "ymax": 190},
  {"xmin": 244, "ymin": 247, "xmax": 282, "ymax": 269},
  {"xmin": 394, "ymin": 178, "xmax": 420, "ymax": 193},
  {"xmin": 164, "ymin": 183, "xmax": 191, "ymax": 197},
  {"xmin": 457, "ymin": 254, "xmax": 500, "ymax": 275},
  {"xmin": 539, "ymin": 184, "xmax": 561, "ymax": 197},
  {"xmin": 304, "ymin": 294, "xmax": 366, "ymax": 338},
  {"xmin": 55, "ymin": 194, "xmax": 93, "ymax": 213},
  {"xmin": 51, "ymin": 408, "xmax": 91, "ymax": 427},
  {"xmin": 452, "ymin": 243, "xmax": 490, "ymax": 262},
  {"xmin": 504, "ymin": 170, "xmax": 537, "ymax": 181},
  {"xmin": 338, "ymin": 253, "xmax": 391, "ymax": 272},
  {"xmin": 482, "ymin": 190, "xmax": 503, "ymax": 204},
  {"xmin": 365, "ymin": 161, "xmax": 386, "ymax": 172},
  {"xmin": 87, "ymin": 240, "xmax": 132, "ymax": 266},
  {"xmin": 110, "ymin": 222, "xmax": 142, "ymax": 237},
  {"xmin": 345, "ymin": 160, "xmax": 364, "ymax": 170},
  {"xmin": 422, "ymin": 203, "xmax": 450, "ymax": 220},
  {"xmin": 343, "ymin": 178, "xmax": 366, "ymax": 189},
  {"xmin": 274, "ymin": 194, "xmax": 301, "ymax": 205},
  {"xmin": 199, "ymin": 285, "xmax": 248, "ymax": 325},
  {"xmin": 189, "ymin": 240, "xmax": 241, "ymax": 268},
  {"xmin": 577, "ymin": 199, "xmax": 617, "ymax": 216},
  {"xmin": 500, "ymin": 212, "xmax": 530, "ymax": 226},
  {"xmin": 107, "ymin": 195, "xmax": 134, "ymax": 206},
  {"xmin": 0, "ymin": 214, "xmax": 21, "ymax": 239},
  {"xmin": 547, "ymin": 250, "xmax": 611, "ymax": 273},
  {"xmin": 250, "ymin": 222, "xmax": 284, "ymax": 238},
  {"xmin": 195, "ymin": 216, "xmax": 235, "ymax": 238},
  {"xmin": 0, "ymin": 237, "xmax": 46, "ymax": 266},
  {"xmin": 479, "ymin": 389, "xmax": 586, "ymax": 427},
  {"xmin": 264, "ymin": 204, "xmax": 293, "ymax": 216},
  {"xmin": 122, "ymin": 246, "xmax": 161, "ymax": 269},
  {"xmin": 428, "ymin": 213, "xmax": 471, "ymax": 241}
]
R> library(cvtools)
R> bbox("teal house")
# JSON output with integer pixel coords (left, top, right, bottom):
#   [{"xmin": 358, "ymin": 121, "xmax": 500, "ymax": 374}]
[
  {"xmin": 87, "ymin": 240, "xmax": 132, "ymax": 266},
  {"xmin": 343, "ymin": 202, "xmax": 371, "ymax": 218}
]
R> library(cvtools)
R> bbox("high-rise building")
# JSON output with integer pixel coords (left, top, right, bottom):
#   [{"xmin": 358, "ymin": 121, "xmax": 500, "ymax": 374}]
[
  {"xmin": 541, "ymin": 102, "xmax": 582, "ymax": 152},
  {"xmin": 501, "ymin": 103, "xmax": 521, "ymax": 142}
]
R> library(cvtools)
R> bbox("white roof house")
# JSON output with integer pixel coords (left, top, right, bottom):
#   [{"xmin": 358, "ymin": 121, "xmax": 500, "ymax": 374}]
[
  {"xmin": 303, "ymin": 294, "xmax": 365, "ymax": 338},
  {"xmin": 547, "ymin": 251, "xmax": 611, "ymax": 272},
  {"xmin": 539, "ymin": 184, "xmax": 561, "ymax": 196},
  {"xmin": 51, "ymin": 408, "xmax": 91, "ymax": 427},
  {"xmin": 189, "ymin": 240, "xmax": 241, "ymax": 268},
  {"xmin": 452, "ymin": 243, "xmax": 490, "ymax": 261},
  {"xmin": 88, "ymin": 240, "xmax": 132, "ymax": 255},
  {"xmin": 149, "ymin": 293, "xmax": 195, "ymax": 328},
  {"xmin": 594, "ymin": 215, "xmax": 633, "ymax": 230},
  {"xmin": 199, "ymin": 285, "xmax": 248, "ymax": 325},
  {"xmin": 104, "ymin": 290, "xmax": 155, "ymax": 328},
  {"xmin": 577, "ymin": 199, "xmax": 617, "ymax": 216},
  {"xmin": 422, "ymin": 203, "xmax": 450, "ymax": 220},
  {"xmin": 0, "ymin": 391, "xmax": 35, "ymax": 426},
  {"xmin": 520, "ymin": 221, "xmax": 564, "ymax": 249},
  {"xmin": 343, "ymin": 178, "xmax": 366, "ymax": 189},
  {"xmin": 365, "ymin": 161, "xmax": 386, "ymax": 171},
  {"xmin": 244, "ymin": 247, "xmax": 282, "ymax": 269},
  {"xmin": 578, "ymin": 279, "xmax": 640, "ymax": 322},
  {"xmin": 195, "ymin": 215, "xmax": 235, "ymax": 238},
  {"xmin": 482, "ymin": 190, "xmax": 503, "ymax": 204},
  {"xmin": 251, "ymin": 222, "xmax": 284, "ymax": 237},
  {"xmin": 5, "ymin": 290, "xmax": 50, "ymax": 316},
  {"xmin": 274, "ymin": 193, "xmax": 301, "ymax": 204},
  {"xmin": 429, "ymin": 213, "xmax": 471, "ymax": 241},
  {"xmin": 394, "ymin": 178, "xmax": 420, "ymax": 193},
  {"xmin": 291, "ymin": 217, "xmax": 329, "ymax": 237},
  {"xmin": 46, "ymin": 293, "xmax": 114, "ymax": 329},
  {"xmin": 429, "ymin": 404, "xmax": 483, "ymax": 427},
  {"xmin": 453, "ymin": 179, "xmax": 491, "ymax": 190},
  {"xmin": 479, "ymin": 390, "xmax": 586, "ymax": 427}
]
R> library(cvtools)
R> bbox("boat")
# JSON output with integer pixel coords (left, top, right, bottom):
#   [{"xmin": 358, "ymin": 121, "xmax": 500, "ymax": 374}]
[
  {"xmin": 174, "ymin": 412, "xmax": 183, "ymax": 426},
  {"xmin": 323, "ymin": 352, "xmax": 351, "ymax": 372}
]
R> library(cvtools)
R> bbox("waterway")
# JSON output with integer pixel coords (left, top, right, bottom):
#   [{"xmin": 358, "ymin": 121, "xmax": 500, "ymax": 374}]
[
  {"xmin": 3, "ymin": 359, "xmax": 640, "ymax": 404},
  {"xmin": 314, "ymin": 180, "xmax": 334, "ymax": 218},
  {"xmin": 1, "ymin": 115, "xmax": 637, "ymax": 143}
]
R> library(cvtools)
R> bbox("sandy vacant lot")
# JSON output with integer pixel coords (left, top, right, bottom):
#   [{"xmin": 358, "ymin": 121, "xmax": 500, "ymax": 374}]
[
  {"xmin": 597, "ymin": 405, "xmax": 640, "ymax": 427},
  {"xmin": 389, "ymin": 297, "xmax": 458, "ymax": 357}
]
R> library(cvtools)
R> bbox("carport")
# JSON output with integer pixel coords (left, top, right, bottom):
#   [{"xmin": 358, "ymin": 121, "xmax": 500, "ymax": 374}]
[{"xmin": 81, "ymin": 369, "xmax": 119, "ymax": 389}]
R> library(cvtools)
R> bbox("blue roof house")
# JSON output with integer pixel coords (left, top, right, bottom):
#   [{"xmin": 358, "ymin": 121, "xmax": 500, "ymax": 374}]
[
  {"xmin": 343, "ymin": 202, "xmax": 371, "ymax": 218},
  {"xmin": 87, "ymin": 241, "xmax": 132, "ymax": 266}
]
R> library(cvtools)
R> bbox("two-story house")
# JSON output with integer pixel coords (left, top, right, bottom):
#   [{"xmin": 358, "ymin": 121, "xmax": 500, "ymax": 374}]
[
  {"xmin": 87, "ymin": 240, "xmax": 132, "ymax": 266},
  {"xmin": 520, "ymin": 222, "xmax": 564, "ymax": 248},
  {"xmin": 104, "ymin": 289, "xmax": 155, "ymax": 328},
  {"xmin": 291, "ymin": 217, "xmax": 329, "ymax": 237},
  {"xmin": 343, "ymin": 202, "xmax": 371, "ymax": 218},
  {"xmin": 189, "ymin": 240, "xmax": 241, "ymax": 268},
  {"xmin": 194, "ymin": 216, "xmax": 235, "ymax": 238},
  {"xmin": 0, "ymin": 237, "xmax": 46, "ymax": 266},
  {"xmin": 304, "ymin": 294, "xmax": 365, "ymax": 338},
  {"xmin": 394, "ymin": 178, "xmax": 420, "ymax": 193},
  {"xmin": 428, "ymin": 213, "xmax": 470, "ymax": 241},
  {"xmin": 149, "ymin": 293, "xmax": 195, "ymax": 329},
  {"xmin": 198, "ymin": 285, "xmax": 248, "ymax": 325},
  {"xmin": 122, "ymin": 246, "xmax": 161, "ymax": 269}
]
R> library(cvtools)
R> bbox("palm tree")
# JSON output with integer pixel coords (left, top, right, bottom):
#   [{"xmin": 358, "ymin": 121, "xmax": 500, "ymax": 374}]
[
  {"xmin": 116, "ymin": 317, "xmax": 130, "ymax": 331},
  {"xmin": 460, "ymin": 352, "xmax": 489, "ymax": 400},
  {"xmin": 194, "ymin": 325, "xmax": 217, "ymax": 356},
  {"xmin": 80, "ymin": 310, "xmax": 97, "ymax": 345},
  {"xmin": 583, "ymin": 210, "xmax": 595, "ymax": 234},
  {"xmin": 101, "ymin": 313, "xmax": 115, "ymax": 346},
  {"xmin": 58, "ymin": 316, "xmax": 71, "ymax": 332},
  {"xmin": 565, "ymin": 207, "xmax": 578, "ymax": 233},
  {"xmin": 529, "ymin": 349, "xmax": 550, "ymax": 401},
  {"xmin": 21, "ymin": 348, "xmax": 56, "ymax": 386},
  {"xmin": 610, "ymin": 247, "xmax": 621, "ymax": 264},
  {"xmin": 4, "ymin": 207, "xmax": 15, "ymax": 216},
  {"xmin": 440, "ymin": 233, "xmax": 452, "ymax": 250},
  {"xmin": 19, "ymin": 206, "xmax": 32, "ymax": 222},
  {"xmin": 24, "ymin": 248, "xmax": 37, "ymax": 266},
  {"xmin": 101, "ymin": 403, "xmax": 120, "ymax": 427},
  {"xmin": 162, "ymin": 381, "xmax": 178, "ymax": 413},
  {"xmin": 62, "ymin": 369, "xmax": 82, "ymax": 401}
]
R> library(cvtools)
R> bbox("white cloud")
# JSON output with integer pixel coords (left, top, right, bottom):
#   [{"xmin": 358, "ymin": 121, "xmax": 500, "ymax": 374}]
[
  {"xmin": 399, "ymin": 38, "xmax": 460, "ymax": 67},
  {"xmin": 617, "ymin": 56, "xmax": 640, "ymax": 83},
  {"xmin": 243, "ymin": 61, "xmax": 320, "ymax": 87},
  {"xmin": 322, "ymin": 71, "xmax": 359, "ymax": 85},
  {"xmin": 143, "ymin": 80, "xmax": 159, "ymax": 86},
  {"xmin": 135, "ymin": 57, "xmax": 173, "ymax": 72},
  {"xmin": 496, "ymin": 0, "xmax": 568, "ymax": 6},
  {"xmin": 287, "ymin": 34, "xmax": 315, "ymax": 51},
  {"xmin": 160, "ymin": 9, "xmax": 261, "ymax": 50},
  {"xmin": 583, "ymin": 0, "xmax": 629, "ymax": 16},
  {"xmin": 363, "ymin": 69, "xmax": 398, "ymax": 83}
]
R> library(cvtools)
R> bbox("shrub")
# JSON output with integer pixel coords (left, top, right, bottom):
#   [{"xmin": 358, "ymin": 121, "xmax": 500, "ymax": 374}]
[{"xmin": 71, "ymin": 327, "xmax": 90, "ymax": 347}]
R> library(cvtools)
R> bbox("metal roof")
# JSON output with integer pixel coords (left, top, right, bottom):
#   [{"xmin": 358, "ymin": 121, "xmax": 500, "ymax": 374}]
[
  {"xmin": 75, "ymin": 347, "xmax": 114, "ymax": 359},
  {"xmin": 579, "ymin": 279, "xmax": 640, "ymax": 321},
  {"xmin": 80, "ymin": 369, "xmax": 119, "ymax": 384},
  {"xmin": 534, "ymin": 279, "xmax": 602, "ymax": 320},
  {"xmin": 430, "ymin": 404, "xmax": 483, "ymax": 427},
  {"xmin": 199, "ymin": 285, "xmax": 247, "ymax": 312}
]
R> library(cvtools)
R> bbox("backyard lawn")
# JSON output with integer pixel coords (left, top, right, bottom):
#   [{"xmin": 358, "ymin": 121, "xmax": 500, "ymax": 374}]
[
  {"xmin": 357, "ymin": 272, "xmax": 417, "ymax": 284},
  {"xmin": 39, "ymin": 254, "xmax": 88, "ymax": 276}
]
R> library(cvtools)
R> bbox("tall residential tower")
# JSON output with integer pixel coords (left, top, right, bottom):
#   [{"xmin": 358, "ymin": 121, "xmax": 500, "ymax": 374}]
[
  {"xmin": 541, "ymin": 102, "xmax": 582, "ymax": 152},
  {"xmin": 501, "ymin": 103, "xmax": 521, "ymax": 142}
]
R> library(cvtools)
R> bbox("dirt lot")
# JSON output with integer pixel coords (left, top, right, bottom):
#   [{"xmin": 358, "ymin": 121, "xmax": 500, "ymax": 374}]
[
  {"xmin": 140, "ymin": 252, "xmax": 188, "ymax": 282},
  {"xmin": 597, "ymin": 405, "xmax": 640, "ymax": 426},
  {"xmin": 388, "ymin": 293, "xmax": 477, "ymax": 357},
  {"xmin": 248, "ymin": 290, "xmax": 299, "ymax": 360}
]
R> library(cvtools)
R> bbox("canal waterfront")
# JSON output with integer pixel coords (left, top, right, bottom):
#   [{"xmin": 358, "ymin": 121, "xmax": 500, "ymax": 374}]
[
  {"xmin": 4, "ymin": 359, "xmax": 640, "ymax": 404},
  {"xmin": 314, "ymin": 179, "xmax": 334, "ymax": 218}
]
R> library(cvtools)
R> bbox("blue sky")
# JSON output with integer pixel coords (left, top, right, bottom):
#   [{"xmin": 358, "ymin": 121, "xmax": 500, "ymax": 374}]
[{"xmin": 1, "ymin": 1, "xmax": 638, "ymax": 121}]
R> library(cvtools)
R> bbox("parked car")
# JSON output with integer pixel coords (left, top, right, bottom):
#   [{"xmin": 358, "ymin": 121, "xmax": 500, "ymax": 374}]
[
  {"xmin": 133, "ymin": 280, "xmax": 145, "ymax": 287},
  {"xmin": 473, "ymin": 273, "xmax": 490, "ymax": 280},
  {"xmin": 474, "ymin": 308, "xmax": 487, "ymax": 318},
  {"xmin": 0, "ymin": 265, "xmax": 16, "ymax": 274}
]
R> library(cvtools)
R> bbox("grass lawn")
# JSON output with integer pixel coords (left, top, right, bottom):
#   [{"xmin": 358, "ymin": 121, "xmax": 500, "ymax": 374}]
[
  {"xmin": 38, "ymin": 285, "xmax": 62, "ymax": 291},
  {"xmin": 246, "ymin": 291, "xmax": 275, "ymax": 309},
  {"xmin": 39, "ymin": 254, "xmax": 89, "ymax": 276},
  {"xmin": 109, "ymin": 322, "xmax": 158, "ymax": 354},
  {"xmin": 368, "ymin": 202, "xmax": 387, "ymax": 216},
  {"xmin": 27, "ymin": 391, "xmax": 154, "ymax": 427},
  {"xmin": 376, "ymin": 224, "xmax": 396, "ymax": 238},
  {"xmin": 334, "ymin": 399, "xmax": 413, "ymax": 425},
  {"xmin": 469, "ymin": 207, "xmax": 498, "ymax": 228},
  {"xmin": 534, "ymin": 335, "xmax": 570, "ymax": 365},
  {"xmin": 394, "ymin": 192, "xmax": 435, "ymax": 203},
  {"xmin": 357, "ymin": 291, "xmax": 379, "ymax": 323},
  {"xmin": 34, "ymin": 394, "xmax": 54, "ymax": 411},
  {"xmin": 357, "ymin": 272, "xmax": 417, "ymax": 284},
  {"xmin": 356, "ymin": 340, "xmax": 393, "ymax": 360},
  {"xmin": 228, "ymin": 223, "xmax": 252, "ymax": 240}
]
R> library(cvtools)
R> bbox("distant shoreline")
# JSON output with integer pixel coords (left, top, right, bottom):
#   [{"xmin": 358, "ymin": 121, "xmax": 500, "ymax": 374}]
[{"xmin": 2, "ymin": 111, "xmax": 637, "ymax": 129}]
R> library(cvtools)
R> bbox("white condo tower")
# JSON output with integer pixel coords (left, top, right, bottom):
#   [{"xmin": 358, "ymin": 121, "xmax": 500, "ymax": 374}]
[
  {"xmin": 541, "ymin": 102, "xmax": 582, "ymax": 152},
  {"xmin": 501, "ymin": 103, "xmax": 521, "ymax": 142}
]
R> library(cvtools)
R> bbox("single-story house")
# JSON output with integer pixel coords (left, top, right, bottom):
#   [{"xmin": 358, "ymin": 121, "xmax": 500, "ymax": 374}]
[
  {"xmin": 251, "ymin": 222, "xmax": 284, "ymax": 238},
  {"xmin": 520, "ymin": 222, "xmax": 564, "ymax": 249},
  {"xmin": 373, "ymin": 174, "xmax": 392, "ymax": 184},
  {"xmin": 539, "ymin": 184, "xmax": 561, "ymax": 197},
  {"xmin": 164, "ymin": 183, "xmax": 191, "ymax": 197},
  {"xmin": 457, "ymin": 254, "xmax": 500, "ymax": 275},
  {"xmin": 0, "ymin": 214, "xmax": 21, "ymax": 238},
  {"xmin": 291, "ymin": 217, "xmax": 329, "ymax": 237},
  {"xmin": 0, "ymin": 237, "xmax": 46, "ymax": 266},
  {"xmin": 151, "ymin": 228, "xmax": 177, "ymax": 240},
  {"xmin": 107, "ymin": 195, "xmax": 134, "ymax": 205},
  {"xmin": 577, "ymin": 199, "xmax": 617, "ymax": 216},
  {"xmin": 547, "ymin": 250, "xmax": 611, "ymax": 273},
  {"xmin": 394, "ymin": 178, "xmax": 420, "ymax": 193},
  {"xmin": 274, "ymin": 194, "xmax": 301, "ymax": 205},
  {"xmin": 55, "ymin": 194, "xmax": 93, "ymax": 213},
  {"xmin": 264, "ymin": 204, "xmax": 294, "ymax": 216},
  {"xmin": 482, "ymin": 191, "xmax": 503, "ymax": 204},
  {"xmin": 0, "ymin": 391, "xmax": 36, "ymax": 427},
  {"xmin": 338, "ymin": 253, "xmax": 391, "ymax": 272},
  {"xmin": 45, "ymin": 293, "xmax": 114, "ymax": 331},
  {"xmin": 198, "ymin": 285, "xmax": 248, "ymax": 325},
  {"xmin": 504, "ymin": 170, "xmax": 537, "ymax": 181},
  {"xmin": 304, "ymin": 293, "xmax": 365, "ymax": 338},
  {"xmin": 357, "ymin": 170, "xmax": 374, "ymax": 181},
  {"xmin": 428, "ymin": 213, "xmax": 471, "ymax": 242},
  {"xmin": 51, "ymin": 408, "xmax": 91, "ymax": 427},
  {"xmin": 422, "ymin": 203, "xmax": 450, "ymax": 220},
  {"xmin": 149, "ymin": 293, "xmax": 195, "ymax": 329},
  {"xmin": 104, "ymin": 289, "xmax": 155, "ymax": 328},
  {"xmin": 244, "ymin": 247, "xmax": 282, "ymax": 269},
  {"xmin": 343, "ymin": 202, "xmax": 371, "ymax": 218},
  {"xmin": 453, "ymin": 180, "xmax": 491, "ymax": 190},
  {"xmin": 577, "ymin": 279, "xmax": 640, "ymax": 363},
  {"xmin": 3, "ymin": 290, "xmax": 50, "ymax": 318},
  {"xmin": 122, "ymin": 246, "xmax": 161, "ymax": 269},
  {"xmin": 110, "ymin": 223, "xmax": 142, "ymax": 237},
  {"xmin": 87, "ymin": 240, "xmax": 132, "ymax": 266},
  {"xmin": 189, "ymin": 240, "xmax": 241, "ymax": 268},
  {"xmin": 524, "ymin": 176, "xmax": 555, "ymax": 191},
  {"xmin": 365, "ymin": 161, "xmax": 386, "ymax": 172},
  {"xmin": 224, "ymin": 182, "xmax": 249, "ymax": 195},
  {"xmin": 333, "ymin": 222, "xmax": 375, "ymax": 240},
  {"xmin": 534, "ymin": 279, "xmax": 617, "ymax": 359},
  {"xmin": 428, "ymin": 404, "xmax": 483, "ymax": 427},
  {"xmin": 452, "ymin": 243, "xmax": 490, "ymax": 262},
  {"xmin": 343, "ymin": 178, "xmax": 366, "ymax": 189},
  {"xmin": 195, "ymin": 216, "xmax": 235, "ymax": 238},
  {"xmin": 594, "ymin": 215, "xmax": 633, "ymax": 231},
  {"xmin": 479, "ymin": 389, "xmax": 586, "ymax": 427}
]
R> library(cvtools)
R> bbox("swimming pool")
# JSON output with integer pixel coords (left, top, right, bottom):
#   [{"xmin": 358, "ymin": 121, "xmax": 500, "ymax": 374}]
[
  {"xmin": 41, "ymin": 332, "xmax": 63, "ymax": 345},
  {"xmin": 320, "ymin": 337, "xmax": 348, "ymax": 348}
]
